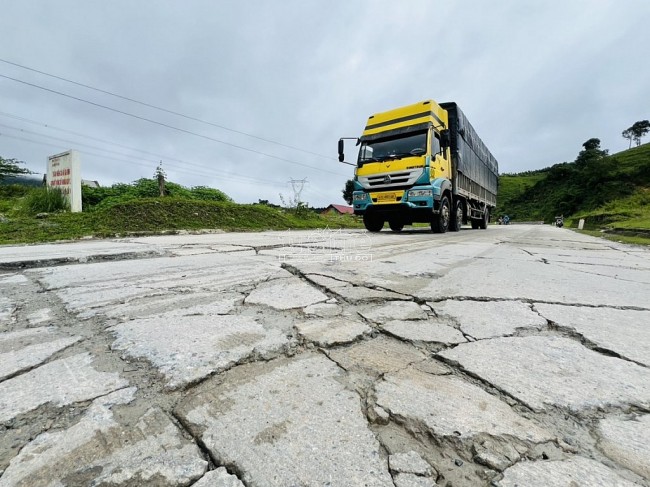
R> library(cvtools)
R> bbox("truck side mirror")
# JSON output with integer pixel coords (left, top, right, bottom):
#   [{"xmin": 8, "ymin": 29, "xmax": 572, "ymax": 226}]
[
  {"xmin": 338, "ymin": 139, "xmax": 344, "ymax": 162},
  {"xmin": 440, "ymin": 130, "xmax": 450, "ymax": 149}
]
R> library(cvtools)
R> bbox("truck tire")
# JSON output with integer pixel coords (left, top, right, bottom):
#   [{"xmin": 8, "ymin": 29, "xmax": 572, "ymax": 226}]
[
  {"xmin": 389, "ymin": 219, "xmax": 404, "ymax": 233},
  {"xmin": 450, "ymin": 200, "xmax": 463, "ymax": 232},
  {"xmin": 479, "ymin": 208, "xmax": 489, "ymax": 229},
  {"xmin": 431, "ymin": 196, "xmax": 450, "ymax": 234},
  {"xmin": 363, "ymin": 213, "xmax": 384, "ymax": 232}
]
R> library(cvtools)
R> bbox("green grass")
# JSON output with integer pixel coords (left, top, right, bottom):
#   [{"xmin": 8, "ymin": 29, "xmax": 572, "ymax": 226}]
[
  {"xmin": 568, "ymin": 189, "xmax": 650, "ymax": 230},
  {"xmin": 573, "ymin": 229, "xmax": 650, "ymax": 247},
  {"xmin": 0, "ymin": 198, "xmax": 362, "ymax": 245},
  {"xmin": 22, "ymin": 187, "xmax": 70, "ymax": 214}
]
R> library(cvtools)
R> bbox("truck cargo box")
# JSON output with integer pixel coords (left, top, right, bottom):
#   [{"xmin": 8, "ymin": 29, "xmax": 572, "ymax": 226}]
[{"xmin": 440, "ymin": 102, "xmax": 499, "ymax": 203}]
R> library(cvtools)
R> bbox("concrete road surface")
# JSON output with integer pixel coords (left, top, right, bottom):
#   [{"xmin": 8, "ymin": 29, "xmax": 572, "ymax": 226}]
[{"xmin": 0, "ymin": 225, "xmax": 649, "ymax": 486}]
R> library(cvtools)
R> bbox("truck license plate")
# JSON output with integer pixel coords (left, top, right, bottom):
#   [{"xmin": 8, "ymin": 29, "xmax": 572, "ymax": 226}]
[{"xmin": 377, "ymin": 192, "xmax": 396, "ymax": 202}]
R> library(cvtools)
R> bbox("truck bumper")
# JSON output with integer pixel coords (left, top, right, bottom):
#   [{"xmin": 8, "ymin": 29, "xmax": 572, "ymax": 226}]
[{"xmin": 353, "ymin": 187, "xmax": 434, "ymax": 216}]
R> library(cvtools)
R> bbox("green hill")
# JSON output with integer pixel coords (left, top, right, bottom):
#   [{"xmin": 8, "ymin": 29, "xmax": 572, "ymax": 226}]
[{"xmin": 495, "ymin": 143, "xmax": 650, "ymax": 231}]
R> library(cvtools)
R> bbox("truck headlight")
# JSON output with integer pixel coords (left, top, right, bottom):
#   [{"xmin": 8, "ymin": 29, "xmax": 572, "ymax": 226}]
[
  {"xmin": 408, "ymin": 189, "xmax": 433, "ymax": 198},
  {"xmin": 353, "ymin": 193, "xmax": 367, "ymax": 201}
]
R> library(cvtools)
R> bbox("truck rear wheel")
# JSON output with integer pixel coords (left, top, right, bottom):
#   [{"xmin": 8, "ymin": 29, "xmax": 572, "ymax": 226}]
[
  {"xmin": 363, "ymin": 213, "xmax": 384, "ymax": 232},
  {"xmin": 431, "ymin": 196, "xmax": 450, "ymax": 234},
  {"xmin": 389, "ymin": 219, "xmax": 404, "ymax": 233},
  {"xmin": 479, "ymin": 208, "xmax": 489, "ymax": 229},
  {"xmin": 450, "ymin": 200, "xmax": 463, "ymax": 232}
]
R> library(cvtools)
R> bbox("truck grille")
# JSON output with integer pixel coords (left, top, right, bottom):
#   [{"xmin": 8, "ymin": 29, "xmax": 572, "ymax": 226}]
[{"xmin": 358, "ymin": 168, "xmax": 423, "ymax": 190}]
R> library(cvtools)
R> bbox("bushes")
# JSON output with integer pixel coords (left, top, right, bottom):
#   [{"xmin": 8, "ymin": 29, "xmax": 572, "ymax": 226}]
[
  {"xmin": 22, "ymin": 187, "xmax": 70, "ymax": 214},
  {"xmin": 82, "ymin": 179, "xmax": 231, "ymax": 211}
]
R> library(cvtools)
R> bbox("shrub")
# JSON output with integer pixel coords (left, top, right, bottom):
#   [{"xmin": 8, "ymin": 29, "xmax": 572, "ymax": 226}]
[
  {"xmin": 23, "ymin": 187, "xmax": 70, "ymax": 214},
  {"xmin": 82, "ymin": 178, "xmax": 232, "ymax": 211},
  {"xmin": 189, "ymin": 186, "xmax": 232, "ymax": 202}
]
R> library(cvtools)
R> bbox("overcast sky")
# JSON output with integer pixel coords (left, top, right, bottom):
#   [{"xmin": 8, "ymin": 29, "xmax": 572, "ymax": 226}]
[{"xmin": 1, "ymin": 1, "xmax": 649, "ymax": 207}]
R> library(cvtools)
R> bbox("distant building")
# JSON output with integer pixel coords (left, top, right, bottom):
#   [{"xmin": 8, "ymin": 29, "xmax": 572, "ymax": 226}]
[{"xmin": 321, "ymin": 204, "xmax": 354, "ymax": 215}]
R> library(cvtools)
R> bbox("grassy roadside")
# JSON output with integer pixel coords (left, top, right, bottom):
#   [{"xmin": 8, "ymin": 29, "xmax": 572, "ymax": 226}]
[
  {"xmin": 571, "ymin": 229, "xmax": 650, "ymax": 246},
  {"xmin": 0, "ymin": 198, "xmax": 363, "ymax": 245}
]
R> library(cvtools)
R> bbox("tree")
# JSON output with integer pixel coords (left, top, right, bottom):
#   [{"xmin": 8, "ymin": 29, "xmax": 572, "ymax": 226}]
[
  {"xmin": 0, "ymin": 156, "xmax": 31, "ymax": 181},
  {"xmin": 575, "ymin": 138, "xmax": 608, "ymax": 168},
  {"xmin": 622, "ymin": 128, "xmax": 635, "ymax": 149},
  {"xmin": 630, "ymin": 120, "xmax": 650, "ymax": 147},
  {"xmin": 342, "ymin": 179, "xmax": 354, "ymax": 205}
]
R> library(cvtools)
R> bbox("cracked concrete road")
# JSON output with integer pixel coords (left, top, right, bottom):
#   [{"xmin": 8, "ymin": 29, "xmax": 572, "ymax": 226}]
[{"xmin": 1, "ymin": 225, "xmax": 649, "ymax": 486}]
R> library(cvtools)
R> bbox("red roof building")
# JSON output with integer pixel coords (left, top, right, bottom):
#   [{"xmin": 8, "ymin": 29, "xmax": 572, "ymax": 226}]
[{"xmin": 321, "ymin": 204, "xmax": 354, "ymax": 215}]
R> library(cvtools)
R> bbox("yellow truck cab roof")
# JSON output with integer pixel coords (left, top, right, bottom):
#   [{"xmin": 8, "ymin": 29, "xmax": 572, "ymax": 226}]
[{"xmin": 362, "ymin": 100, "xmax": 448, "ymax": 138}]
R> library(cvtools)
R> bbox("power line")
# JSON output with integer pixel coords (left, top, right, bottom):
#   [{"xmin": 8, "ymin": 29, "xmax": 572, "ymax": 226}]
[
  {"xmin": 0, "ymin": 132, "xmax": 289, "ymax": 189},
  {"xmin": 0, "ymin": 111, "xmax": 190, "ymax": 165},
  {"xmin": 0, "ymin": 73, "xmax": 347, "ymax": 177},
  {"xmin": 0, "ymin": 117, "xmax": 288, "ymax": 186},
  {"xmin": 0, "ymin": 57, "xmax": 333, "ymax": 161}
]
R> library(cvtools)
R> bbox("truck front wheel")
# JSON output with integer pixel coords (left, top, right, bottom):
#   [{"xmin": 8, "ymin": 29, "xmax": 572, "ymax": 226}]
[
  {"xmin": 450, "ymin": 200, "xmax": 463, "ymax": 232},
  {"xmin": 389, "ymin": 219, "xmax": 404, "ymax": 232},
  {"xmin": 363, "ymin": 213, "xmax": 384, "ymax": 232},
  {"xmin": 431, "ymin": 196, "xmax": 450, "ymax": 234}
]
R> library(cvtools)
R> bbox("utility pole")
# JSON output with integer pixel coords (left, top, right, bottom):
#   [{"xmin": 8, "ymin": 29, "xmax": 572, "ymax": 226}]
[{"xmin": 155, "ymin": 160, "xmax": 166, "ymax": 197}]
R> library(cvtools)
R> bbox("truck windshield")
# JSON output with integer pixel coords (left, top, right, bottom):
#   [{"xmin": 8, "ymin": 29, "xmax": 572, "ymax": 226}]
[{"xmin": 358, "ymin": 131, "xmax": 427, "ymax": 166}]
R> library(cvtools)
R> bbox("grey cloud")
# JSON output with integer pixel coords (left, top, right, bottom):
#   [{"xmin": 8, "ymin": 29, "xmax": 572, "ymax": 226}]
[{"xmin": 1, "ymin": 0, "xmax": 649, "ymax": 205}]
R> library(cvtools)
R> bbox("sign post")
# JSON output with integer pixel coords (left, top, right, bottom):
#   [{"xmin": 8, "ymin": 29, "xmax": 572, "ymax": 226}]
[{"xmin": 47, "ymin": 150, "xmax": 82, "ymax": 212}]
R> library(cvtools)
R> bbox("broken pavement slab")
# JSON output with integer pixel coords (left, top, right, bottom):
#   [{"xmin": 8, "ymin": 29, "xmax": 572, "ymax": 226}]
[
  {"xmin": 302, "ymin": 301, "xmax": 343, "ymax": 317},
  {"xmin": 439, "ymin": 336, "xmax": 650, "ymax": 413},
  {"xmin": 306, "ymin": 273, "xmax": 411, "ymax": 303},
  {"xmin": 0, "ymin": 353, "xmax": 129, "ymax": 424},
  {"xmin": 416, "ymin": 245, "xmax": 650, "ymax": 308},
  {"xmin": 534, "ymin": 303, "xmax": 650, "ymax": 366},
  {"xmin": 0, "ymin": 388, "xmax": 208, "ymax": 487},
  {"xmin": 597, "ymin": 414, "xmax": 650, "ymax": 479},
  {"xmin": 295, "ymin": 317, "xmax": 371, "ymax": 347},
  {"xmin": 0, "ymin": 273, "xmax": 30, "ymax": 285},
  {"xmin": 193, "ymin": 467, "xmax": 245, "ymax": 487},
  {"xmin": 359, "ymin": 301, "xmax": 428, "ymax": 323},
  {"xmin": 176, "ymin": 354, "xmax": 394, "ymax": 487},
  {"xmin": 432, "ymin": 300, "xmax": 547, "ymax": 339},
  {"xmin": 375, "ymin": 367, "xmax": 553, "ymax": 445},
  {"xmin": 496, "ymin": 456, "xmax": 640, "ymax": 487},
  {"xmin": 327, "ymin": 335, "xmax": 429, "ymax": 377},
  {"xmin": 103, "ymin": 291, "xmax": 242, "ymax": 322},
  {"xmin": 33, "ymin": 252, "xmax": 290, "ymax": 313},
  {"xmin": 0, "ymin": 240, "xmax": 165, "ymax": 269},
  {"xmin": 381, "ymin": 319, "xmax": 467, "ymax": 345},
  {"xmin": 0, "ymin": 297, "xmax": 16, "ymax": 324},
  {"xmin": 389, "ymin": 451, "xmax": 436, "ymax": 477},
  {"xmin": 110, "ymin": 314, "xmax": 290, "ymax": 390},
  {"xmin": 0, "ymin": 327, "xmax": 80, "ymax": 381},
  {"xmin": 244, "ymin": 276, "xmax": 328, "ymax": 310},
  {"xmin": 393, "ymin": 474, "xmax": 438, "ymax": 487}
]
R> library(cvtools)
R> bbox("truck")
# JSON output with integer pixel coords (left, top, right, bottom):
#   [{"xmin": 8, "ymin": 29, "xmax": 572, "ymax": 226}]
[{"xmin": 338, "ymin": 100, "xmax": 499, "ymax": 233}]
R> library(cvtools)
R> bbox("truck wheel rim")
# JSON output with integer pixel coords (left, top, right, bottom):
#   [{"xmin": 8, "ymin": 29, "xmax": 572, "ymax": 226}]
[{"xmin": 442, "ymin": 203, "xmax": 450, "ymax": 228}]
